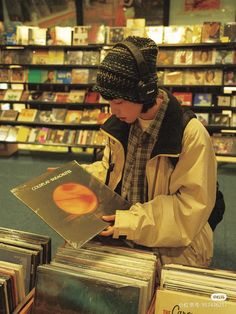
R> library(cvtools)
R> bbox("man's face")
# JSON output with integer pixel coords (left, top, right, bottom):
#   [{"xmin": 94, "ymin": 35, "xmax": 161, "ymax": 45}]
[{"xmin": 109, "ymin": 99, "xmax": 143, "ymax": 123}]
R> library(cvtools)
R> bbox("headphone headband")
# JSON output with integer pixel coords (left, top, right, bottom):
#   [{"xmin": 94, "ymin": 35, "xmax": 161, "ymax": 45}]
[
  {"xmin": 114, "ymin": 40, "xmax": 158, "ymax": 109},
  {"xmin": 114, "ymin": 41, "xmax": 150, "ymax": 80}
]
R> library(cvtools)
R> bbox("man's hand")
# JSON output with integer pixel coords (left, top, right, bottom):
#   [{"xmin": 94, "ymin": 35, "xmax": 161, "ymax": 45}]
[{"xmin": 99, "ymin": 215, "xmax": 115, "ymax": 236}]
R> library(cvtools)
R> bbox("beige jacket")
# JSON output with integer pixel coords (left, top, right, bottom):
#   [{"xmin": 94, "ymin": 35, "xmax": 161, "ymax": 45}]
[{"xmin": 84, "ymin": 94, "xmax": 217, "ymax": 267}]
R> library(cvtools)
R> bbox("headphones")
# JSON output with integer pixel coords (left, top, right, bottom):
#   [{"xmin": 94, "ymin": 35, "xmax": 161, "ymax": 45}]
[{"xmin": 114, "ymin": 40, "xmax": 158, "ymax": 110}]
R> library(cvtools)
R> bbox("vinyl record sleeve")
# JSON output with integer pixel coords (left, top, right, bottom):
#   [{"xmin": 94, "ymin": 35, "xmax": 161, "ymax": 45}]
[
  {"xmin": 11, "ymin": 161, "xmax": 131, "ymax": 249},
  {"xmin": 32, "ymin": 264, "xmax": 141, "ymax": 314}
]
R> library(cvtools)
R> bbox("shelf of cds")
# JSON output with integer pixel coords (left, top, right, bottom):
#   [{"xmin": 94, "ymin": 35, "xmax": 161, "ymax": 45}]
[{"xmin": 0, "ymin": 21, "xmax": 235, "ymax": 158}]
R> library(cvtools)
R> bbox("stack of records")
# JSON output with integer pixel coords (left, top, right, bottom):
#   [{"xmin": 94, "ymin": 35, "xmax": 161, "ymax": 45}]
[
  {"xmin": 155, "ymin": 264, "xmax": 236, "ymax": 314},
  {"xmin": 0, "ymin": 227, "xmax": 51, "ymax": 313},
  {"xmin": 32, "ymin": 241, "xmax": 157, "ymax": 314}
]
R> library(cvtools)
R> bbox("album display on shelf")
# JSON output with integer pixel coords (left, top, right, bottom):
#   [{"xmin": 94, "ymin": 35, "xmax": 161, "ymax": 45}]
[{"xmin": 0, "ymin": 21, "xmax": 236, "ymax": 158}]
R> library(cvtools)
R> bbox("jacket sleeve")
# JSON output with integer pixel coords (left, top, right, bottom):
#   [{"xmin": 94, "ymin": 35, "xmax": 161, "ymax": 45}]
[
  {"xmin": 113, "ymin": 119, "xmax": 217, "ymax": 248},
  {"xmin": 80, "ymin": 143, "xmax": 110, "ymax": 183}
]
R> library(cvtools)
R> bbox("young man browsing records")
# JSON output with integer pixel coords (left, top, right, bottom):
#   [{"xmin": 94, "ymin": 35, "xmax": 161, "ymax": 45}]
[{"xmin": 83, "ymin": 36, "xmax": 217, "ymax": 267}]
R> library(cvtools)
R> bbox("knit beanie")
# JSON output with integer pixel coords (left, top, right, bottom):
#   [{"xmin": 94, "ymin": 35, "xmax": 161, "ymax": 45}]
[{"xmin": 94, "ymin": 36, "xmax": 158, "ymax": 105}]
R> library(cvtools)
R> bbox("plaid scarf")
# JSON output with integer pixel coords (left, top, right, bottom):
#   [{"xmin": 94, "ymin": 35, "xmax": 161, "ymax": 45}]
[{"xmin": 121, "ymin": 90, "xmax": 168, "ymax": 204}]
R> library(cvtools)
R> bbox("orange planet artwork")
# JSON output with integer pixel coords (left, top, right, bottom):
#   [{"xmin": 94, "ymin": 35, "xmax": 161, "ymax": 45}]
[{"xmin": 53, "ymin": 182, "xmax": 98, "ymax": 215}]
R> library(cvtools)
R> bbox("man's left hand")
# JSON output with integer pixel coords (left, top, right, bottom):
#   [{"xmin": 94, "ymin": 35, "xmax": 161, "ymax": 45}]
[{"xmin": 99, "ymin": 215, "xmax": 115, "ymax": 236}]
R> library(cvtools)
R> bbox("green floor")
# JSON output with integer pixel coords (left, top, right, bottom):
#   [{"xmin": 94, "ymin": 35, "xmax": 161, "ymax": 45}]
[{"xmin": 0, "ymin": 149, "xmax": 235, "ymax": 271}]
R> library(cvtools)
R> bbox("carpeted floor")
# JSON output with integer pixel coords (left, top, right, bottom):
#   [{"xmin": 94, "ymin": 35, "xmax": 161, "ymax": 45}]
[{"xmin": 0, "ymin": 149, "xmax": 235, "ymax": 271}]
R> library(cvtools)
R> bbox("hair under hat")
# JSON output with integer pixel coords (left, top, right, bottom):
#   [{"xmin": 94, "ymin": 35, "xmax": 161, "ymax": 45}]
[{"xmin": 94, "ymin": 36, "xmax": 159, "ymax": 106}]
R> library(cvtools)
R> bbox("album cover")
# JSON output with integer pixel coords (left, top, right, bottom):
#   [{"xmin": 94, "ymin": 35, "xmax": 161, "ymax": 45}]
[
  {"xmin": 16, "ymin": 25, "xmax": 30, "ymax": 45},
  {"xmin": 54, "ymin": 130, "xmax": 65, "ymax": 144},
  {"xmin": 28, "ymin": 69, "xmax": 43, "ymax": 84},
  {"xmin": 173, "ymin": 92, "xmax": 193, "ymax": 106},
  {"xmin": 203, "ymin": 69, "xmax": 223, "ymax": 85},
  {"xmin": 163, "ymin": 25, "xmax": 186, "ymax": 44},
  {"xmin": 28, "ymin": 27, "xmax": 47, "ymax": 45},
  {"xmin": 164, "ymin": 70, "xmax": 183, "ymax": 85},
  {"xmin": 3, "ymin": 89, "xmax": 23, "ymax": 101},
  {"xmin": 32, "ymin": 264, "xmax": 140, "ymax": 314},
  {"xmin": 17, "ymin": 109, "xmax": 38, "ymax": 122},
  {"xmin": 55, "ymin": 92, "xmax": 69, "ymax": 103},
  {"xmin": 34, "ymin": 110, "xmax": 52, "ymax": 123},
  {"xmin": 192, "ymin": 49, "xmax": 216, "ymax": 65},
  {"xmin": 0, "ymin": 90, "xmax": 6, "ymax": 100},
  {"xmin": 195, "ymin": 113, "xmax": 209, "ymax": 126},
  {"xmin": 0, "ymin": 125, "xmax": 11, "ymax": 141},
  {"xmin": 50, "ymin": 109, "xmax": 67, "ymax": 123},
  {"xmin": 71, "ymin": 69, "xmax": 89, "ymax": 84},
  {"xmin": 28, "ymin": 128, "xmax": 39, "ymax": 143},
  {"xmin": 82, "ymin": 51, "xmax": 100, "ymax": 66},
  {"xmin": 173, "ymin": 50, "xmax": 193, "ymax": 65},
  {"xmin": 64, "ymin": 51, "xmax": 83, "ymax": 65},
  {"xmin": 125, "ymin": 27, "xmax": 145, "ymax": 38},
  {"xmin": 72, "ymin": 26, "xmax": 89, "ymax": 45},
  {"xmin": 193, "ymin": 93, "xmax": 212, "ymax": 106},
  {"xmin": 80, "ymin": 109, "xmax": 101, "ymax": 125},
  {"xmin": 64, "ymin": 110, "xmax": 83, "ymax": 124},
  {"xmin": 201, "ymin": 22, "xmax": 221, "ymax": 43},
  {"xmin": 63, "ymin": 130, "xmax": 77, "ymax": 145},
  {"xmin": 192, "ymin": 25, "xmax": 203, "ymax": 43},
  {"xmin": 32, "ymin": 50, "xmax": 51, "ymax": 65},
  {"xmin": 231, "ymin": 113, "xmax": 236, "ymax": 127},
  {"xmin": 87, "ymin": 24, "xmax": 106, "ymax": 44},
  {"xmin": 10, "ymin": 68, "xmax": 26, "ymax": 83},
  {"xmin": 106, "ymin": 27, "xmax": 125, "ymax": 45},
  {"xmin": 215, "ymin": 50, "xmax": 234, "ymax": 64},
  {"xmin": 41, "ymin": 92, "xmax": 56, "ymax": 102},
  {"xmin": 5, "ymin": 126, "xmax": 18, "ymax": 142},
  {"xmin": 223, "ymin": 22, "xmax": 236, "ymax": 42},
  {"xmin": 41, "ymin": 70, "xmax": 56, "ymax": 84},
  {"xmin": 56, "ymin": 70, "xmax": 72, "ymax": 84},
  {"xmin": 84, "ymin": 91, "xmax": 100, "ymax": 104},
  {"xmin": 11, "ymin": 160, "xmax": 131, "ymax": 249},
  {"xmin": 145, "ymin": 26, "xmax": 163, "ymax": 44},
  {"xmin": 0, "ymin": 69, "xmax": 9, "ymax": 82},
  {"xmin": 157, "ymin": 50, "xmax": 175, "ymax": 66},
  {"xmin": 52, "ymin": 26, "xmax": 72, "ymax": 45},
  {"xmin": 211, "ymin": 134, "xmax": 236, "ymax": 156},
  {"xmin": 18, "ymin": 49, "xmax": 32, "ymax": 64},
  {"xmin": 48, "ymin": 50, "xmax": 65, "ymax": 65},
  {"xmin": 217, "ymin": 95, "xmax": 231, "ymax": 107},
  {"xmin": 224, "ymin": 71, "xmax": 236, "ymax": 85},
  {"xmin": 88, "ymin": 69, "xmax": 98, "ymax": 84},
  {"xmin": 16, "ymin": 126, "xmax": 31, "ymax": 142},
  {"xmin": 2, "ymin": 50, "xmax": 19, "ymax": 64},
  {"xmin": 20, "ymin": 90, "xmax": 30, "ymax": 102},
  {"xmin": 184, "ymin": 70, "xmax": 204, "ymax": 85},
  {"xmin": 0, "ymin": 109, "xmax": 18, "ymax": 121},
  {"xmin": 12, "ymin": 103, "xmax": 26, "ymax": 113},
  {"xmin": 36, "ymin": 128, "xmax": 50, "ymax": 144},
  {"xmin": 67, "ymin": 90, "xmax": 86, "ymax": 103},
  {"xmin": 93, "ymin": 131, "xmax": 106, "ymax": 146},
  {"xmin": 210, "ymin": 113, "xmax": 230, "ymax": 126}
]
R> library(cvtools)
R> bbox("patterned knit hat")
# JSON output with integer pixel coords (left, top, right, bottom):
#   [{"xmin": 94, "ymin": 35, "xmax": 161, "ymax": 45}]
[{"xmin": 94, "ymin": 36, "xmax": 158, "ymax": 105}]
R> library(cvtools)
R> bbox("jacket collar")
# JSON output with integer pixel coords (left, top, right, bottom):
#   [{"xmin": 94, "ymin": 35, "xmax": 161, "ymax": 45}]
[{"xmin": 101, "ymin": 89, "xmax": 184, "ymax": 157}]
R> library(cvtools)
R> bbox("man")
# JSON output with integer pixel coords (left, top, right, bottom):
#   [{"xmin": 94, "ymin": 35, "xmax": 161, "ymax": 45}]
[{"xmin": 84, "ymin": 36, "xmax": 217, "ymax": 267}]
